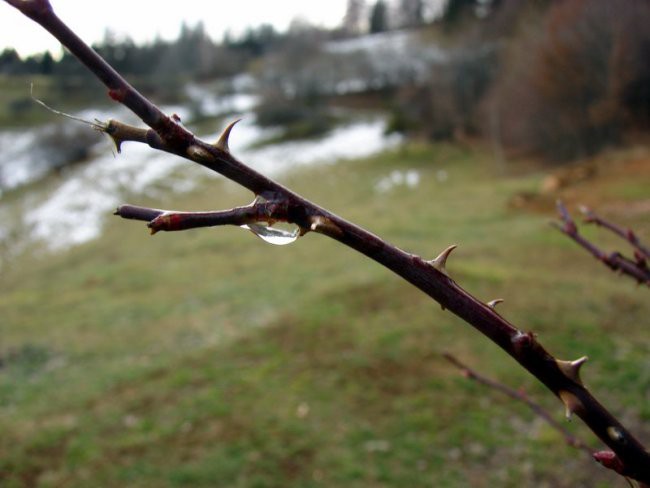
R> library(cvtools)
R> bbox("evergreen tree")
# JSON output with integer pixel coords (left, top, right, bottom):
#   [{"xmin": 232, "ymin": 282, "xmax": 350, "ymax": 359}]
[
  {"xmin": 370, "ymin": 0, "xmax": 389, "ymax": 33},
  {"xmin": 442, "ymin": 0, "xmax": 477, "ymax": 25}
]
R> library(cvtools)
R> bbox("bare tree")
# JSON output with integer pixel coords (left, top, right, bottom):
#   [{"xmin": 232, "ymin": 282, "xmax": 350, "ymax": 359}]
[
  {"xmin": 343, "ymin": 0, "xmax": 368, "ymax": 35},
  {"xmin": 4, "ymin": 0, "xmax": 650, "ymax": 484}
]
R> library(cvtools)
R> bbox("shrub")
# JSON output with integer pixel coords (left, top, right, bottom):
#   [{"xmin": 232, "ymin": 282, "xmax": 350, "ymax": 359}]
[{"xmin": 491, "ymin": 0, "xmax": 650, "ymax": 161}]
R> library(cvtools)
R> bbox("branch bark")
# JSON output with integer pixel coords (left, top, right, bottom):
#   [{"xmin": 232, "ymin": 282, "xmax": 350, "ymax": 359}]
[
  {"xmin": 6, "ymin": 0, "xmax": 650, "ymax": 482},
  {"xmin": 115, "ymin": 197, "xmax": 294, "ymax": 235}
]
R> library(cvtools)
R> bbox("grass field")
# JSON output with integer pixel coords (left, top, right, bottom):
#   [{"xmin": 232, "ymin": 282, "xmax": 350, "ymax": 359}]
[{"xmin": 1, "ymin": 141, "xmax": 649, "ymax": 487}]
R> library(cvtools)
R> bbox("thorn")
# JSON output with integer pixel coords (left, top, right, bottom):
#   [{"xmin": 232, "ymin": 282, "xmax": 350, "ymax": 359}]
[
  {"xmin": 108, "ymin": 134, "xmax": 123, "ymax": 153},
  {"xmin": 556, "ymin": 356, "xmax": 588, "ymax": 385},
  {"xmin": 558, "ymin": 390, "xmax": 583, "ymax": 421},
  {"xmin": 487, "ymin": 299, "xmax": 504, "ymax": 310},
  {"xmin": 215, "ymin": 119, "xmax": 241, "ymax": 152},
  {"xmin": 429, "ymin": 245, "xmax": 457, "ymax": 277}
]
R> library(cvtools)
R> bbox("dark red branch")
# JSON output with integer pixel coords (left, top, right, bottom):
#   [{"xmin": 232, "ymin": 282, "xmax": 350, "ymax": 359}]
[
  {"xmin": 6, "ymin": 1, "xmax": 650, "ymax": 482},
  {"xmin": 114, "ymin": 205, "xmax": 164, "ymax": 223},
  {"xmin": 553, "ymin": 201, "xmax": 650, "ymax": 286},
  {"xmin": 115, "ymin": 198, "xmax": 296, "ymax": 234},
  {"xmin": 443, "ymin": 353, "xmax": 591, "ymax": 453},
  {"xmin": 580, "ymin": 206, "xmax": 650, "ymax": 260}
]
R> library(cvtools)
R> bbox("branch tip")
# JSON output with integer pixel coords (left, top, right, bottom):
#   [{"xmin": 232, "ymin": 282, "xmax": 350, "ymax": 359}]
[{"xmin": 594, "ymin": 451, "xmax": 626, "ymax": 476}]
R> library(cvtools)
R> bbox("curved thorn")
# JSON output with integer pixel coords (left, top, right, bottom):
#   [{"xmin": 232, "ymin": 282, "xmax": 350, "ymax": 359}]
[
  {"xmin": 556, "ymin": 356, "xmax": 588, "ymax": 386},
  {"xmin": 215, "ymin": 118, "xmax": 242, "ymax": 152},
  {"xmin": 429, "ymin": 244, "xmax": 457, "ymax": 277},
  {"xmin": 487, "ymin": 298, "xmax": 504, "ymax": 310}
]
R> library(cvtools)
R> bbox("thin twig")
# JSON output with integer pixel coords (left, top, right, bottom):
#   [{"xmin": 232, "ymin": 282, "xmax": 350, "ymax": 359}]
[
  {"xmin": 553, "ymin": 201, "xmax": 650, "ymax": 286},
  {"xmin": 580, "ymin": 206, "xmax": 650, "ymax": 259},
  {"xmin": 5, "ymin": 0, "xmax": 650, "ymax": 482},
  {"xmin": 443, "ymin": 353, "xmax": 591, "ymax": 453}
]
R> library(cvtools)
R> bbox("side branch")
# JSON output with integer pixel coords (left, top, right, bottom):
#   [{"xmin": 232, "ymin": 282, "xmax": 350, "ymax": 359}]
[
  {"xmin": 553, "ymin": 201, "xmax": 650, "ymax": 286},
  {"xmin": 115, "ymin": 198, "xmax": 298, "ymax": 235},
  {"xmin": 443, "ymin": 353, "xmax": 591, "ymax": 453},
  {"xmin": 580, "ymin": 206, "xmax": 650, "ymax": 259},
  {"xmin": 7, "ymin": 1, "xmax": 650, "ymax": 482}
]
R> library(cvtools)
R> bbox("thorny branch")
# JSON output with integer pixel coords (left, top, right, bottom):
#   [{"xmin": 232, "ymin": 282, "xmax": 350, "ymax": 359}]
[
  {"xmin": 553, "ymin": 201, "xmax": 650, "ymax": 286},
  {"xmin": 6, "ymin": 0, "xmax": 650, "ymax": 483},
  {"xmin": 580, "ymin": 205, "xmax": 650, "ymax": 260}
]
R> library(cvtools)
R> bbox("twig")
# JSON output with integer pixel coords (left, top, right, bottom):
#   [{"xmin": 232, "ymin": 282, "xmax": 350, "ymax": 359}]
[
  {"xmin": 6, "ymin": 0, "xmax": 650, "ymax": 482},
  {"xmin": 443, "ymin": 353, "xmax": 591, "ymax": 453},
  {"xmin": 115, "ymin": 197, "xmax": 296, "ymax": 235},
  {"xmin": 553, "ymin": 201, "xmax": 650, "ymax": 286},
  {"xmin": 580, "ymin": 206, "xmax": 650, "ymax": 259}
]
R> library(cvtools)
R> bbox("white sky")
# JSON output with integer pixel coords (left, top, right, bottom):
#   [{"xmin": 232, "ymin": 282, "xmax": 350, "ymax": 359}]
[{"xmin": 1, "ymin": 1, "xmax": 349, "ymax": 57}]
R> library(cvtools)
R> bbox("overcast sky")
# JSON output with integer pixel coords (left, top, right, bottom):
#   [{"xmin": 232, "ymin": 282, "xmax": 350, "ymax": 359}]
[{"xmin": 1, "ymin": 1, "xmax": 349, "ymax": 57}]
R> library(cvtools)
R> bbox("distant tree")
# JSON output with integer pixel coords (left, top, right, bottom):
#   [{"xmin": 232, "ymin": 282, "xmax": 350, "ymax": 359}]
[
  {"xmin": 370, "ymin": 0, "xmax": 389, "ymax": 33},
  {"xmin": 39, "ymin": 51, "xmax": 54, "ymax": 75},
  {"xmin": 0, "ymin": 48, "xmax": 21, "ymax": 74},
  {"xmin": 230, "ymin": 24, "xmax": 280, "ymax": 58},
  {"xmin": 343, "ymin": 0, "xmax": 367, "ymax": 35},
  {"xmin": 491, "ymin": 0, "xmax": 650, "ymax": 161},
  {"xmin": 442, "ymin": 0, "xmax": 477, "ymax": 26}
]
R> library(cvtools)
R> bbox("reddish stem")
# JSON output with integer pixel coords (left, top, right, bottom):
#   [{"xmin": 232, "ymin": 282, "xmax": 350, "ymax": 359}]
[{"xmin": 554, "ymin": 201, "xmax": 650, "ymax": 286}]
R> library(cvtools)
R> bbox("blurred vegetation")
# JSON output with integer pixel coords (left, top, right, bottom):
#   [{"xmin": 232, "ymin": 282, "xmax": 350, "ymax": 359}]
[{"xmin": 1, "ymin": 141, "xmax": 648, "ymax": 486}]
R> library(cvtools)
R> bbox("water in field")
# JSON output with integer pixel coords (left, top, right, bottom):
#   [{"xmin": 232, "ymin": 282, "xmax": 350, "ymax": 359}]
[{"xmin": 0, "ymin": 84, "xmax": 401, "ymax": 262}]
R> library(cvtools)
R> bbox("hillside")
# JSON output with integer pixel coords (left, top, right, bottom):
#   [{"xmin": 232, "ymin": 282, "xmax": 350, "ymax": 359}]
[{"xmin": 1, "ymin": 142, "xmax": 648, "ymax": 486}]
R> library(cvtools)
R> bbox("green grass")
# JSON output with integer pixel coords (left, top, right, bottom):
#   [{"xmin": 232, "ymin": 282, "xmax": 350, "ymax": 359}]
[
  {"xmin": 1, "ymin": 142, "xmax": 648, "ymax": 487},
  {"xmin": 0, "ymin": 75, "xmax": 102, "ymax": 128}
]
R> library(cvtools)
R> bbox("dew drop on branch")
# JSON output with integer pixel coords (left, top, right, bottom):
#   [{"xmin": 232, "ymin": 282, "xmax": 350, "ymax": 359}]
[{"xmin": 241, "ymin": 222, "xmax": 300, "ymax": 246}]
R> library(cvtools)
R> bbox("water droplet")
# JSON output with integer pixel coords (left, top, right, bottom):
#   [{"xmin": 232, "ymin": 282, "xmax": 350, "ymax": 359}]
[{"xmin": 241, "ymin": 222, "xmax": 300, "ymax": 246}]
